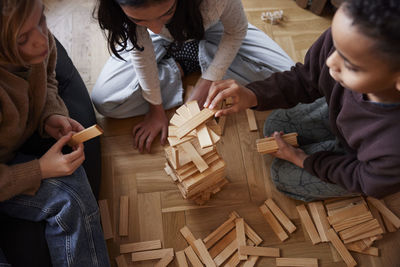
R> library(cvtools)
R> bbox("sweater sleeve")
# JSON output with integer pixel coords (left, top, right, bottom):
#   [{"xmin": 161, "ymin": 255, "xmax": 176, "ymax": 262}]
[
  {"xmin": 38, "ymin": 32, "xmax": 69, "ymax": 135},
  {"xmin": 246, "ymin": 29, "xmax": 334, "ymax": 111},
  {"xmin": 130, "ymin": 26, "xmax": 163, "ymax": 105},
  {"xmin": 201, "ymin": 0, "xmax": 248, "ymax": 81},
  {"xmin": 0, "ymin": 160, "xmax": 42, "ymax": 201}
]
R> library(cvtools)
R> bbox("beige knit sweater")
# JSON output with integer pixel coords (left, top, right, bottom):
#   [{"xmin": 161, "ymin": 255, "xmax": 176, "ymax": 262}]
[{"xmin": 0, "ymin": 33, "xmax": 68, "ymax": 201}]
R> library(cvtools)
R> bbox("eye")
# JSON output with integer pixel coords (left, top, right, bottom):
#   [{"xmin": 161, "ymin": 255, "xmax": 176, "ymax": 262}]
[{"xmin": 17, "ymin": 34, "xmax": 28, "ymax": 45}]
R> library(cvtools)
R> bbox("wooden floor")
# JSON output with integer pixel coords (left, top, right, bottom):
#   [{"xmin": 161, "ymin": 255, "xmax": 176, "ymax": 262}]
[{"xmin": 45, "ymin": 0, "xmax": 400, "ymax": 266}]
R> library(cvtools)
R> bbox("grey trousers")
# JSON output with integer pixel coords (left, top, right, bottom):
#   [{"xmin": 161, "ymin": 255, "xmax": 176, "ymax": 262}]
[{"xmin": 264, "ymin": 98, "xmax": 359, "ymax": 202}]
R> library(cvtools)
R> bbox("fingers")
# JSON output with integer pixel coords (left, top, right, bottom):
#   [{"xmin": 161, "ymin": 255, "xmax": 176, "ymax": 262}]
[
  {"xmin": 274, "ymin": 131, "xmax": 288, "ymax": 149},
  {"xmin": 134, "ymin": 127, "xmax": 145, "ymax": 149},
  {"xmin": 69, "ymin": 118, "xmax": 85, "ymax": 132},
  {"xmin": 138, "ymin": 131, "xmax": 149, "ymax": 153},
  {"xmin": 52, "ymin": 132, "xmax": 73, "ymax": 151},
  {"xmin": 160, "ymin": 125, "xmax": 168, "ymax": 146},
  {"xmin": 64, "ymin": 143, "xmax": 85, "ymax": 163},
  {"xmin": 204, "ymin": 80, "xmax": 232, "ymax": 108},
  {"xmin": 145, "ymin": 133, "xmax": 156, "ymax": 153},
  {"xmin": 58, "ymin": 117, "xmax": 73, "ymax": 136}
]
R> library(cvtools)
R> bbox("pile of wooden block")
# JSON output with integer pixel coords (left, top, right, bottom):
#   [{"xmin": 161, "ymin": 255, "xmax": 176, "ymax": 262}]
[
  {"xmin": 294, "ymin": 196, "xmax": 400, "ymax": 267},
  {"xmin": 164, "ymin": 101, "xmax": 228, "ymax": 205},
  {"xmin": 177, "ymin": 211, "xmax": 279, "ymax": 266},
  {"xmin": 256, "ymin": 132, "xmax": 298, "ymax": 155}
]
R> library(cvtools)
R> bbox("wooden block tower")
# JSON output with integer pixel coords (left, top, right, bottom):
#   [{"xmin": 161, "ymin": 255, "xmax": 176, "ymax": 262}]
[{"xmin": 164, "ymin": 101, "xmax": 228, "ymax": 205}]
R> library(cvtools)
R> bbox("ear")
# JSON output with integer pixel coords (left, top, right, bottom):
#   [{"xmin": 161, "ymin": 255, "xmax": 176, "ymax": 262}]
[{"xmin": 396, "ymin": 73, "xmax": 400, "ymax": 92}]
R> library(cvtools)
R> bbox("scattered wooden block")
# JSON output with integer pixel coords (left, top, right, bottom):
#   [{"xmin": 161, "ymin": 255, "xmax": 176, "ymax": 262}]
[
  {"xmin": 296, "ymin": 204, "xmax": 321, "ymax": 245},
  {"xmin": 213, "ymin": 239, "xmax": 237, "ymax": 266},
  {"xmin": 367, "ymin": 197, "xmax": 400, "ymax": 229},
  {"xmin": 120, "ymin": 240, "xmax": 162, "ymax": 254},
  {"xmin": 245, "ymin": 109, "xmax": 258, "ymax": 131},
  {"xmin": 68, "ymin": 124, "xmax": 103, "ymax": 146},
  {"xmin": 338, "ymin": 219, "xmax": 382, "ymax": 241},
  {"xmin": 155, "ymin": 254, "xmax": 174, "ymax": 267},
  {"xmin": 256, "ymin": 133, "xmax": 298, "ymax": 154},
  {"xmin": 259, "ymin": 204, "xmax": 289, "ymax": 241},
  {"xmin": 175, "ymin": 250, "xmax": 189, "ymax": 267},
  {"xmin": 331, "ymin": 211, "xmax": 374, "ymax": 232},
  {"xmin": 265, "ymin": 199, "xmax": 296, "ymax": 234},
  {"xmin": 115, "ymin": 255, "xmax": 128, "ymax": 267},
  {"xmin": 325, "ymin": 197, "xmax": 366, "ymax": 216},
  {"xmin": 236, "ymin": 218, "xmax": 247, "ymax": 260},
  {"xmin": 98, "ymin": 199, "xmax": 113, "ymax": 240},
  {"xmin": 327, "ymin": 203, "xmax": 368, "ymax": 226},
  {"xmin": 180, "ymin": 226, "xmax": 200, "ymax": 255},
  {"xmin": 326, "ymin": 229, "xmax": 357, "ymax": 267},
  {"xmin": 238, "ymin": 246, "xmax": 280, "ymax": 257},
  {"xmin": 308, "ymin": 201, "xmax": 330, "ymax": 242},
  {"xmin": 346, "ymin": 244, "xmax": 379, "ymax": 257},
  {"xmin": 131, "ymin": 248, "xmax": 173, "ymax": 262},
  {"xmin": 209, "ymin": 229, "xmax": 236, "ymax": 258},
  {"xmin": 368, "ymin": 201, "xmax": 387, "ymax": 234},
  {"xmin": 230, "ymin": 211, "xmax": 263, "ymax": 245},
  {"xmin": 276, "ymin": 257, "xmax": 318, "ymax": 267},
  {"xmin": 224, "ymin": 251, "xmax": 240, "ymax": 267},
  {"xmin": 119, "ymin": 196, "xmax": 129, "ymax": 236},
  {"xmin": 342, "ymin": 227, "xmax": 384, "ymax": 244},
  {"xmin": 242, "ymin": 255, "xmax": 259, "ymax": 267},
  {"xmin": 193, "ymin": 239, "xmax": 216, "ymax": 267},
  {"xmin": 184, "ymin": 246, "xmax": 203, "ymax": 267},
  {"xmin": 203, "ymin": 216, "xmax": 236, "ymax": 249}
]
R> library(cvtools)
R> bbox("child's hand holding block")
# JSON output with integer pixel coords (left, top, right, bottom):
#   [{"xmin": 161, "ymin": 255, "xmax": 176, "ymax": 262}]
[
  {"xmin": 256, "ymin": 132, "xmax": 298, "ymax": 154},
  {"xmin": 68, "ymin": 124, "xmax": 104, "ymax": 146}
]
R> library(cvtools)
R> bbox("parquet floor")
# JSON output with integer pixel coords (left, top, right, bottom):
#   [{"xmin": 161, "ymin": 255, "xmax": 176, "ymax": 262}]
[{"xmin": 45, "ymin": 0, "xmax": 400, "ymax": 266}]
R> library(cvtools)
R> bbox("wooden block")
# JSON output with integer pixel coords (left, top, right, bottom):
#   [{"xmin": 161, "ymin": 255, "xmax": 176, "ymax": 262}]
[
  {"xmin": 229, "ymin": 211, "xmax": 263, "ymax": 245},
  {"xmin": 256, "ymin": 133, "xmax": 298, "ymax": 154},
  {"xmin": 325, "ymin": 197, "xmax": 365, "ymax": 216},
  {"xmin": 308, "ymin": 202, "xmax": 330, "ymax": 242},
  {"xmin": 164, "ymin": 162, "xmax": 178, "ymax": 182},
  {"xmin": 204, "ymin": 216, "xmax": 236, "ymax": 249},
  {"xmin": 171, "ymin": 146, "xmax": 179, "ymax": 169},
  {"xmin": 179, "ymin": 141, "xmax": 209, "ymax": 173},
  {"xmin": 245, "ymin": 109, "xmax": 258, "ymax": 131},
  {"xmin": 184, "ymin": 246, "xmax": 203, "ymax": 267},
  {"xmin": 276, "ymin": 257, "xmax": 318, "ymax": 267},
  {"xmin": 368, "ymin": 201, "xmax": 387, "ymax": 233},
  {"xmin": 346, "ymin": 245, "xmax": 379, "ymax": 257},
  {"xmin": 170, "ymin": 113, "xmax": 186, "ymax": 127},
  {"xmin": 236, "ymin": 218, "xmax": 247, "ymax": 260},
  {"xmin": 206, "ymin": 119, "xmax": 222, "ymax": 136},
  {"xmin": 115, "ymin": 255, "xmax": 128, "ymax": 267},
  {"xmin": 217, "ymin": 116, "xmax": 227, "ymax": 136},
  {"xmin": 213, "ymin": 239, "xmax": 238, "ymax": 266},
  {"xmin": 224, "ymin": 251, "xmax": 240, "ymax": 267},
  {"xmin": 327, "ymin": 203, "xmax": 368, "ymax": 226},
  {"xmin": 180, "ymin": 226, "xmax": 200, "ymax": 254},
  {"xmin": 339, "ymin": 219, "xmax": 381, "ymax": 241},
  {"xmin": 326, "ymin": 228, "xmax": 357, "ymax": 267},
  {"xmin": 186, "ymin": 100, "xmax": 214, "ymax": 148},
  {"xmin": 367, "ymin": 197, "xmax": 400, "ymax": 229},
  {"xmin": 68, "ymin": 124, "xmax": 103, "ymax": 146},
  {"xmin": 131, "ymin": 248, "xmax": 174, "ymax": 262},
  {"xmin": 208, "ymin": 127, "xmax": 221, "ymax": 144},
  {"xmin": 98, "ymin": 199, "xmax": 113, "ymax": 240},
  {"xmin": 296, "ymin": 204, "xmax": 321, "ymax": 245},
  {"xmin": 168, "ymin": 136, "xmax": 195, "ymax": 147},
  {"xmin": 242, "ymin": 255, "xmax": 259, "ymax": 267},
  {"xmin": 375, "ymin": 199, "xmax": 396, "ymax": 232},
  {"xmin": 176, "ymin": 104, "xmax": 193, "ymax": 120},
  {"xmin": 331, "ymin": 212, "xmax": 374, "ymax": 232},
  {"xmin": 119, "ymin": 196, "xmax": 129, "ymax": 236},
  {"xmin": 238, "ymin": 246, "xmax": 280, "ymax": 257},
  {"xmin": 265, "ymin": 199, "xmax": 296, "ymax": 234},
  {"xmin": 259, "ymin": 204, "xmax": 289, "ymax": 242},
  {"xmin": 175, "ymin": 250, "xmax": 188, "ymax": 267},
  {"xmin": 342, "ymin": 227, "xmax": 384, "ymax": 244},
  {"xmin": 155, "ymin": 254, "xmax": 174, "ymax": 267},
  {"xmin": 193, "ymin": 239, "xmax": 216, "ymax": 267},
  {"xmin": 177, "ymin": 108, "xmax": 217, "ymax": 139},
  {"xmin": 120, "ymin": 240, "xmax": 162, "ymax": 254},
  {"xmin": 209, "ymin": 229, "xmax": 236, "ymax": 258}
]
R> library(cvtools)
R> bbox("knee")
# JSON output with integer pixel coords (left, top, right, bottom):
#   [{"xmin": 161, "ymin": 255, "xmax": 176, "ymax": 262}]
[{"xmin": 91, "ymin": 85, "xmax": 121, "ymax": 118}]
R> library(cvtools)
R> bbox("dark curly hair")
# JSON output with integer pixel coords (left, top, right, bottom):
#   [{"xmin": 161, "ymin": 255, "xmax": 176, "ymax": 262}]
[
  {"xmin": 342, "ymin": 0, "xmax": 400, "ymax": 69},
  {"xmin": 94, "ymin": 0, "xmax": 204, "ymax": 60}
]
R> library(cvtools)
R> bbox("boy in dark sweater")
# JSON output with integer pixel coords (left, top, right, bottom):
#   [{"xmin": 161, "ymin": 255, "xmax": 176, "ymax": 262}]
[{"xmin": 204, "ymin": 0, "xmax": 400, "ymax": 201}]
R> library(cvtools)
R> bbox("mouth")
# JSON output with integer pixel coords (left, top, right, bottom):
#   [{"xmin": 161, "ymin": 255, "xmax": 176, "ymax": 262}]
[{"xmin": 39, "ymin": 49, "xmax": 48, "ymax": 57}]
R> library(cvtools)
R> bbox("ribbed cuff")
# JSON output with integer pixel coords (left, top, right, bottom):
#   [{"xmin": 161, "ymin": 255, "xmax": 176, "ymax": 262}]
[{"xmin": 10, "ymin": 160, "xmax": 42, "ymax": 196}]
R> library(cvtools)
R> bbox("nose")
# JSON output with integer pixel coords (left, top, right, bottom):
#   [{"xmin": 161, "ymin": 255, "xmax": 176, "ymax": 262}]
[
  {"xmin": 146, "ymin": 21, "xmax": 164, "ymax": 34},
  {"xmin": 32, "ymin": 27, "xmax": 48, "ymax": 48},
  {"xmin": 326, "ymin": 50, "xmax": 341, "ymax": 73}
]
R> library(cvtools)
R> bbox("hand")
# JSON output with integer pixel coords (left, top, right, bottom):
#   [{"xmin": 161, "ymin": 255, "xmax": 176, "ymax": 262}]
[
  {"xmin": 204, "ymin": 79, "xmax": 258, "ymax": 117},
  {"xmin": 44, "ymin": 114, "xmax": 84, "ymax": 140},
  {"xmin": 271, "ymin": 131, "xmax": 308, "ymax": 168},
  {"xmin": 132, "ymin": 104, "xmax": 168, "ymax": 153},
  {"xmin": 186, "ymin": 78, "xmax": 213, "ymax": 108},
  {"xmin": 39, "ymin": 132, "xmax": 85, "ymax": 179}
]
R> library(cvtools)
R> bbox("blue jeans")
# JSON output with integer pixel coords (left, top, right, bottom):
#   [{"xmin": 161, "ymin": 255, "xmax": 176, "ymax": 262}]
[
  {"xmin": 0, "ymin": 166, "xmax": 110, "ymax": 267},
  {"xmin": 264, "ymin": 98, "xmax": 359, "ymax": 202}
]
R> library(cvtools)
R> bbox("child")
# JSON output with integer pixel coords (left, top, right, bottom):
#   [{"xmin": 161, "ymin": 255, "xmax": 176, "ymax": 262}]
[
  {"xmin": 204, "ymin": 0, "xmax": 400, "ymax": 201},
  {"xmin": 91, "ymin": 0, "xmax": 294, "ymax": 152},
  {"xmin": 0, "ymin": 0, "xmax": 110, "ymax": 266}
]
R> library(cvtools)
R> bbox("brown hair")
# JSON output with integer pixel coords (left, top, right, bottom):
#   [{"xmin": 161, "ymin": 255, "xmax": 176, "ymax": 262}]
[{"xmin": 0, "ymin": 0, "xmax": 36, "ymax": 65}]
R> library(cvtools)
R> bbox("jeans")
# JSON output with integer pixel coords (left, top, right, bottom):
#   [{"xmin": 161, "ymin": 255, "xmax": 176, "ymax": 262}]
[{"xmin": 0, "ymin": 165, "xmax": 110, "ymax": 267}]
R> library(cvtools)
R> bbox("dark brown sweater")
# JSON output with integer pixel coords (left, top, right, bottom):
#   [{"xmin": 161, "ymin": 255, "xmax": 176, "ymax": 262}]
[
  {"xmin": 247, "ymin": 29, "xmax": 400, "ymax": 198},
  {"xmin": 0, "ymin": 33, "xmax": 68, "ymax": 201}
]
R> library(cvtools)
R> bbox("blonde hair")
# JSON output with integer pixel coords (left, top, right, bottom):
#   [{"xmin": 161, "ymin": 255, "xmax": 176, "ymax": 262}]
[{"xmin": 0, "ymin": 0, "xmax": 36, "ymax": 65}]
